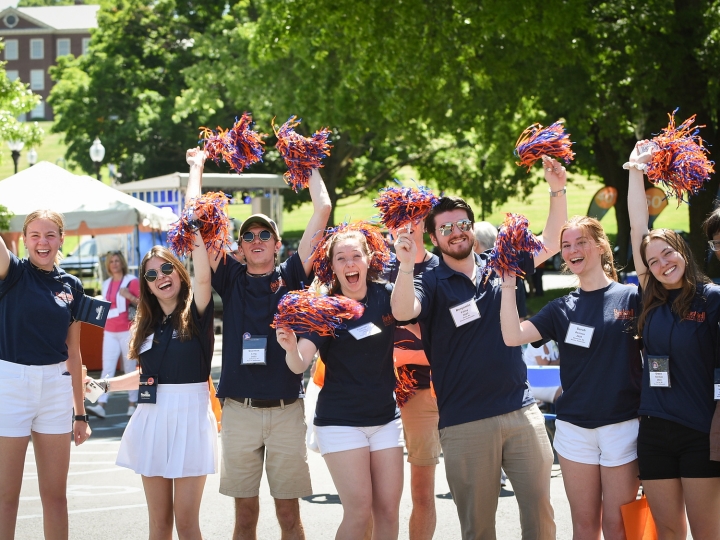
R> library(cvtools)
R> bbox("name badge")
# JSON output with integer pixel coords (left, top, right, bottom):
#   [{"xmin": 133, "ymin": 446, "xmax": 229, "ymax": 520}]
[
  {"xmin": 349, "ymin": 322, "xmax": 382, "ymax": 340},
  {"xmin": 449, "ymin": 299, "xmax": 480, "ymax": 327},
  {"xmin": 138, "ymin": 374, "xmax": 158, "ymax": 404},
  {"xmin": 242, "ymin": 336, "xmax": 267, "ymax": 365},
  {"xmin": 107, "ymin": 308, "xmax": 119, "ymax": 319},
  {"xmin": 648, "ymin": 355, "xmax": 670, "ymax": 388},
  {"xmin": 564, "ymin": 322, "xmax": 594, "ymax": 348},
  {"xmin": 139, "ymin": 334, "xmax": 154, "ymax": 354},
  {"xmin": 714, "ymin": 368, "xmax": 720, "ymax": 400}
]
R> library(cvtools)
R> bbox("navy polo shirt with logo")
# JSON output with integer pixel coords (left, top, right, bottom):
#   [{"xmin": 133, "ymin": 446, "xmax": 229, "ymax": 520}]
[
  {"xmin": 530, "ymin": 281, "xmax": 642, "ymax": 428},
  {"xmin": 640, "ymin": 283, "xmax": 720, "ymax": 433},
  {"xmin": 415, "ymin": 251, "xmax": 535, "ymax": 429},
  {"xmin": 0, "ymin": 253, "xmax": 83, "ymax": 366},
  {"xmin": 211, "ymin": 253, "xmax": 309, "ymax": 399}
]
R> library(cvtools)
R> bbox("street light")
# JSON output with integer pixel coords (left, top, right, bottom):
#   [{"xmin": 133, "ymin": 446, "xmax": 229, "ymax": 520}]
[
  {"xmin": 7, "ymin": 140, "xmax": 24, "ymax": 175},
  {"xmin": 27, "ymin": 148, "xmax": 38, "ymax": 167},
  {"xmin": 89, "ymin": 137, "xmax": 105, "ymax": 181}
]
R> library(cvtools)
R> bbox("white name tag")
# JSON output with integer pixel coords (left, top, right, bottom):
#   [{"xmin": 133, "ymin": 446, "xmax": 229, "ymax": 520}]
[
  {"xmin": 139, "ymin": 333, "xmax": 154, "ymax": 354},
  {"xmin": 449, "ymin": 299, "xmax": 480, "ymax": 327},
  {"xmin": 349, "ymin": 322, "xmax": 382, "ymax": 340},
  {"xmin": 242, "ymin": 348, "xmax": 266, "ymax": 364},
  {"xmin": 714, "ymin": 384, "xmax": 720, "ymax": 400},
  {"xmin": 650, "ymin": 372, "xmax": 670, "ymax": 387},
  {"xmin": 107, "ymin": 308, "xmax": 119, "ymax": 319},
  {"xmin": 564, "ymin": 323, "xmax": 594, "ymax": 348}
]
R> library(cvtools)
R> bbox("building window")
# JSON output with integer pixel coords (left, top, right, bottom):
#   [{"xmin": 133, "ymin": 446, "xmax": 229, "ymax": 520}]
[
  {"xmin": 30, "ymin": 101, "xmax": 44, "ymax": 119},
  {"xmin": 30, "ymin": 70, "xmax": 44, "ymax": 90},
  {"xmin": 3, "ymin": 14, "xmax": 18, "ymax": 28},
  {"xmin": 30, "ymin": 39, "xmax": 44, "ymax": 60},
  {"xmin": 81, "ymin": 38, "xmax": 90, "ymax": 55},
  {"xmin": 4, "ymin": 39, "xmax": 18, "ymax": 61},
  {"xmin": 56, "ymin": 38, "xmax": 71, "ymax": 58},
  {"xmin": 6, "ymin": 70, "xmax": 18, "ymax": 82}
]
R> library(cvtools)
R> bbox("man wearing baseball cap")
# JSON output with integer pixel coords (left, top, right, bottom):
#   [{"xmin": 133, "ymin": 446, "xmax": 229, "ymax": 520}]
[{"xmin": 185, "ymin": 148, "xmax": 331, "ymax": 539}]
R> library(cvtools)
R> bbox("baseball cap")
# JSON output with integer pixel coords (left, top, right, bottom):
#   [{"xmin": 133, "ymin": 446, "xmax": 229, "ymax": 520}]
[{"xmin": 239, "ymin": 214, "xmax": 281, "ymax": 240}]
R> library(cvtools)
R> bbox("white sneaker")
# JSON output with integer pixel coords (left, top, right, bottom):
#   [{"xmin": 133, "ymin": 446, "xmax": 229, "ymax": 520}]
[
  {"xmin": 127, "ymin": 405, "xmax": 136, "ymax": 417},
  {"xmin": 86, "ymin": 403, "xmax": 106, "ymax": 419}
]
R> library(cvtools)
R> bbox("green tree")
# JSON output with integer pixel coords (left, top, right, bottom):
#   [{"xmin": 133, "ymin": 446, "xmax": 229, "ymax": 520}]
[
  {"xmin": 18, "ymin": 0, "xmax": 74, "ymax": 6},
  {"xmin": 0, "ymin": 204, "xmax": 12, "ymax": 231}
]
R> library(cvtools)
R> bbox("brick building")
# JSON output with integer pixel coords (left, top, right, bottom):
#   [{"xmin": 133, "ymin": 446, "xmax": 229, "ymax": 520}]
[{"xmin": 0, "ymin": 4, "xmax": 99, "ymax": 120}]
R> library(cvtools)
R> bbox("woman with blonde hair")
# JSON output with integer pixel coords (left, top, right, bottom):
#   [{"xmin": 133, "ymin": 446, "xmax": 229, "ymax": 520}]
[
  {"xmin": 87, "ymin": 239, "xmax": 217, "ymax": 540},
  {"xmin": 86, "ymin": 250, "xmax": 140, "ymax": 418},
  {"xmin": 500, "ymin": 215, "xmax": 643, "ymax": 540},
  {"xmin": 0, "ymin": 209, "xmax": 91, "ymax": 539}
]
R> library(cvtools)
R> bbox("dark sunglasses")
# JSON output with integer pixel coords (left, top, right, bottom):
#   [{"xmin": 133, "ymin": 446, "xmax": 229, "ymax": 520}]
[
  {"xmin": 437, "ymin": 219, "xmax": 473, "ymax": 236},
  {"xmin": 242, "ymin": 230, "xmax": 273, "ymax": 243},
  {"xmin": 144, "ymin": 262, "xmax": 175, "ymax": 282}
]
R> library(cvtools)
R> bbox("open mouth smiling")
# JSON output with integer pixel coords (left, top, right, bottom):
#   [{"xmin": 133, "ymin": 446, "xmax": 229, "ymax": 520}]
[{"xmin": 345, "ymin": 272, "xmax": 360, "ymax": 284}]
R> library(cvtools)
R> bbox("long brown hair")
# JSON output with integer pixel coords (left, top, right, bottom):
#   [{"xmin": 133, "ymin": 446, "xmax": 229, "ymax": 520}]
[
  {"xmin": 326, "ymin": 230, "xmax": 384, "ymax": 295},
  {"xmin": 637, "ymin": 229, "xmax": 710, "ymax": 333},
  {"xmin": 128, "ymin": 246, "xmax": 198, "ymax": 359},
  {"xmin": 22, "ymin": 209, "xmax": 65, "ymax": 265},
  {"xmin": 559, "ymin": 216, "xmax": 618, "ymax": 281}
]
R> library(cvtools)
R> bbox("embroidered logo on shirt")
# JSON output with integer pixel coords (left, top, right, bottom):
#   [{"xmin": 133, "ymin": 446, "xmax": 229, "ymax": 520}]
[
  {"xmin": 382, "ymin": 313, "xmax": 395, "ymax": 326},
  {"xmin": 613, "ymin": 308, "xmax": 634, "ymax": 320},
  {"xmin": 54, "ymin": 290, "xmax": 73, "ymax": 307},
  {"xmin": 684, "ymin": 311, "xmax": 706, "ymax": 322},
  {"xmin": 270, "ymin": 277, "xmax": 285, "ymax": 293}
]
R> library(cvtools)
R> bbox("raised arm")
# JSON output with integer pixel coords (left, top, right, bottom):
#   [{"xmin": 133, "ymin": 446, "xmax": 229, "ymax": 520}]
[
  {"xmin": 534, "ymin": 155, "xmax": 568, "ymax": 266},
  {"xmin": 0, "ymin": 234, "xmax": 10, "ymax": 280},
  {"xmin": 391, "ymin": 230, "xmax": 422, "ymax": 321},
  {"xmin": 627, "ymin": 142, "xmax": 652, "ymax": 289},
  {"xmin": 185, "ymin": 148, "xmax": 205, "ymax": 201},
  {"xmin": 276, "ymin": 328, "xmax": 318, "ymax": 374},
  {"xmin": 297, "ymin": 169, "xmax": 332, "ymax": 276},
  {"xmin": 499, "ymin": 272, "xmax": 543, "ymax": 346},
  {"xmin": 190, "ymin": 229, "xmax": 212, "ymax": 317}
]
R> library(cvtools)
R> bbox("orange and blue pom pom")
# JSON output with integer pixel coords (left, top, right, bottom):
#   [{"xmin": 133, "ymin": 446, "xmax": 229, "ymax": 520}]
[
  {"xmin": 394, "ymin": 365, "xmax": 418, "ymax": 408},
  {"xmin": 167, "ymin": 191, "xmax": 232, "ymax": 260},
  {"xmin": 485, "ymin": 213, "xmax": 545, "ymax": 280},
  {"xmin": 199, "ymin": 113, "xmax": 265, "ymax": 173},
  {"xmin": 374, "ymin": 182, "xmax": 439, "ymax": 230},
  {"xmin": 273, "ymin": 116, "xmax": 332, "ymax": 192},
  {"xmin": 515, "ymin": 121, "xmax": 575, "ymax": 171},
  {"xmin": 272, "ymin": 290, "xmax": 365, "ymax": 337},
  {"xmin": 312, "ymin": 221, "xmax": 391, "ymax": 287},
  {"xmin": 646, "ymin": 109, "xmax": 715, "ymax": 206}
]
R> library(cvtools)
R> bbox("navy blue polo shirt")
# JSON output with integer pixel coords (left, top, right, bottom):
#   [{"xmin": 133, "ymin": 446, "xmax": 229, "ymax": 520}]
[
  {"xmin": 138, "ymin": 299, "xmax": 214, "ymax": 384},
  {"xmin": 307, "ymin": 282, "xmax": 399, "ymax": 427},
  {"xmin": 211, "ymin": 253, "xmax": 308, "ymax": 399},
  {"xmin": 640, "ymin": 284, "xmax": 720, "ymax": 433},
  {"xmin": 0, "ymin": 253, "xmax": 84, "ymax": 366},
  {"xmin": 386, "ymin": 254, "xmax": 439, "ymax": 387},
  {"xmin": 530, "ymin": 281, "xmax": 642, "ymax": 428},
  {"xmin": 415, "ymin": 251, "xmax": 535, "ymax": 429}
]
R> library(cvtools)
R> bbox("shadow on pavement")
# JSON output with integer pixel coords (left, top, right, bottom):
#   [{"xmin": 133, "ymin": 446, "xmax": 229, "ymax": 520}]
[{"xmin": 303, "ymin": 493, "xmax": 342, "ymax": 504}]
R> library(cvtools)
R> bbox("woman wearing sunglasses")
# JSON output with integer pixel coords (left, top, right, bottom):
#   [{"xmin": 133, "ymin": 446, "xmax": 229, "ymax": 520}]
[
  {"xmin": 86, "ymin": 236, "xmax": 217, "ymax": 539},
  {"xmin": 627, "ymin": 142, "xmax": 720, "ymax": 539}
]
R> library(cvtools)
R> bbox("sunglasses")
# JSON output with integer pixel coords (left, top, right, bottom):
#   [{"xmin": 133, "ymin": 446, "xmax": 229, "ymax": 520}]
[
  {"xmin": 709, "ymin": 240, "xmax": 720, "ymax": 252},
  {"xmin": 144, "ymin": 262, "xmax": 175, "ymax": 282},
  {"xmin": 242, "ymin": 230, "xmax": 273, "ymax": 243},
  {"xmin": 437, "ymin": 219, "xmax": 473, "ymax": 236}
]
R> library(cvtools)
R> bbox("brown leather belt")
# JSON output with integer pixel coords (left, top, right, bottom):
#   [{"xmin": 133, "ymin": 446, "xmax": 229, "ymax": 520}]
[{"xmin": 231, "ymin": 397, "xmax": 298, "ymax": 409}]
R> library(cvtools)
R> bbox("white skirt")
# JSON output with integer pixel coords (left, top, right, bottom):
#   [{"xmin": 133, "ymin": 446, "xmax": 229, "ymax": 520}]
[{"xmin": 116, "ymin": 382, "xmax": 218, "ymax": 478}]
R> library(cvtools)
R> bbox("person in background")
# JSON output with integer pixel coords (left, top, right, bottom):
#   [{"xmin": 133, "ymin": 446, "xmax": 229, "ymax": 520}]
[
  {"xmin": 522, "ymin": 341, "xmax": 562, "ymax": 405},
  {"xmin": 87, "ymin": 251, "xmax": 140, "ymax": 419},
  {"xmin": 0, "ymin": 209, "xmax": 91, "ymax": 540}
]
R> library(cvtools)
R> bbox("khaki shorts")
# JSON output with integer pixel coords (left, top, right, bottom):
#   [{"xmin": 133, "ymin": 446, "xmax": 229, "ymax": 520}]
[
  {"xmin": 220, "ymin": 398, "xmax": 312, "ymax": 499},
  {"xmin": 400, "ymin": 388, "xmax": 441, "ymax": 466}
]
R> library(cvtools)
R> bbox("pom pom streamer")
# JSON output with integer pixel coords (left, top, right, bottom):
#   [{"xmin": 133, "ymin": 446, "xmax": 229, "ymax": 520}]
[
  {"xmin": 394, "ymin": 365, "xmax": 418, "ymax": 408},
  {"xmin": 273, "ymin": 116, "xmax": 332, "ymax": 192},
  {"xmin": 311, "ymin": 221, "xmax": 391, "ymax": 287},
  {"xmin": 515, "ymin": 121, "xmax": 575, "ymax": 171},
  {"xmin": 485, "ymin": 213, "xmax": 545, "ymax": 280},
  {"xmin": 271, "ymin": 289, "xmax": 365, "ymax": 337},
  {"xmin": 167, "ymin": 191, "xmax": 232, "ymax": 260},
  {"xmin": 199, "ymin": 113, "xmax": 265, "ymax": 173},
  {"xmin": 374, "ymin": 183, "xmax": 440, "ymax": 230},
  {"xmin": 645, "ymin": 109, "xmax": 715, "ymax": 205}
]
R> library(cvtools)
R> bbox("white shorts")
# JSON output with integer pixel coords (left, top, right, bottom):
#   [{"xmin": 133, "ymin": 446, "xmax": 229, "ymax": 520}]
[
  {"xmin": 0, "ymin": 359, "xmax": 73, "ymax": 437},
  {"xmin": 314, "ymin": 418, "xmax": 404, "ymax": 456},
  {"xmin": 554, "ymin": 418, "xmax": 639, "ymax": 467}
]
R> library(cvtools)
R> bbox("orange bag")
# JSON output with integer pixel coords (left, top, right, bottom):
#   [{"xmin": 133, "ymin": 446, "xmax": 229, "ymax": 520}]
[
  {"xmin": 312, "ymin": 357, "xmax": 326, "ymax": 388},
  {"xmin": 621, "ymin": 494, "xmax": 657, "ymax": 540},
  {"xmin": 208, "ymin": 376, "xmax": 222, "ymax": 432}
]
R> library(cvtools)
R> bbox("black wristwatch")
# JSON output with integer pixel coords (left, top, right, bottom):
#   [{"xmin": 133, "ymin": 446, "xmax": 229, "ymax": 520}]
[
  {"xmin": 74, "ymin": 414, "xmax": 89, "ymax": 423},
  {"xmin": 186, "ymin": 218, "xmax": 201, "ymax": 232}
]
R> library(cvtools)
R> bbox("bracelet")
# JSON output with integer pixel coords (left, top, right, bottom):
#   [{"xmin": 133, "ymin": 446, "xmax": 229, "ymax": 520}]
[
  {"xmin": 500, "ymin": 285, "xmax": 517, "ymax": 289},
  {"xmin": 186, "ymin": 218, "xmax": 201, "ymax": 232},
  {"xmin": 622, "ymin": 161, "xmax": 647, "ymax": 173},
  {"xmin": 398, "ymin": 267, "xmax": 414, "ymax": 275},
  {"xmin": 100, "ymin": 379, "xmax": 110, "ymax": 393},
  {"xmin": 549, "ymin": 187, "xmax": 566, "ymax": 197}
]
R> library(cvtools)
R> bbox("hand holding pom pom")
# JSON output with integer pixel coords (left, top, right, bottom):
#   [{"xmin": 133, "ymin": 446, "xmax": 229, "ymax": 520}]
[
  {"xmin": 274, "ymin": 116, "xmax": 332, "ymax": 192},
  {"xmin": 167, "ymin": 192, "xmax": 232, "ymax": 260},
  {"xmin": 272, "ymin": 290, "xmax": 365, "ymax": 337},
  {"xmin": 515, "ymin": 121, "xmax": 575, "ymax": 172},
  {"xmin": 485, "ymin": 213, "xmax": 546, "ymax": 281},
  {"xmin": 374, "ymin": 183, "xmax": 439, "ymax": 230}
]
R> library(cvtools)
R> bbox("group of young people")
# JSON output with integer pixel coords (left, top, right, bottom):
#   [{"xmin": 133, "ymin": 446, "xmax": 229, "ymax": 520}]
[{"xmin": 1, "ymin": 140, "xmax": 719, "ymax": 540}]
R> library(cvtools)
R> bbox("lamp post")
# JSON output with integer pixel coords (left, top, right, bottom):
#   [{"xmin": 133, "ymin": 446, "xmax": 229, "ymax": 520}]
[
  {"xmin": 8, "ymin": 140, "xmax": 24, "ymax": 175},
  {"xmin": 89, "ymin": 137, "xmax": 105, "ymax": 181},
  {"xmin": 27, "ymin": 148, "xmax": 38, "ymax": 167}
]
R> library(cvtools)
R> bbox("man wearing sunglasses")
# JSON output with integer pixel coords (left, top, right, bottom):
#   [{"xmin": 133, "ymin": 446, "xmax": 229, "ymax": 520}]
[
  {"xmin": 185, "ymin": 148, "xmax": 331, "ymax": 540},
  {"xmin": 391, "ymin": 156, "xmax": 568, "ymax": 540}
]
